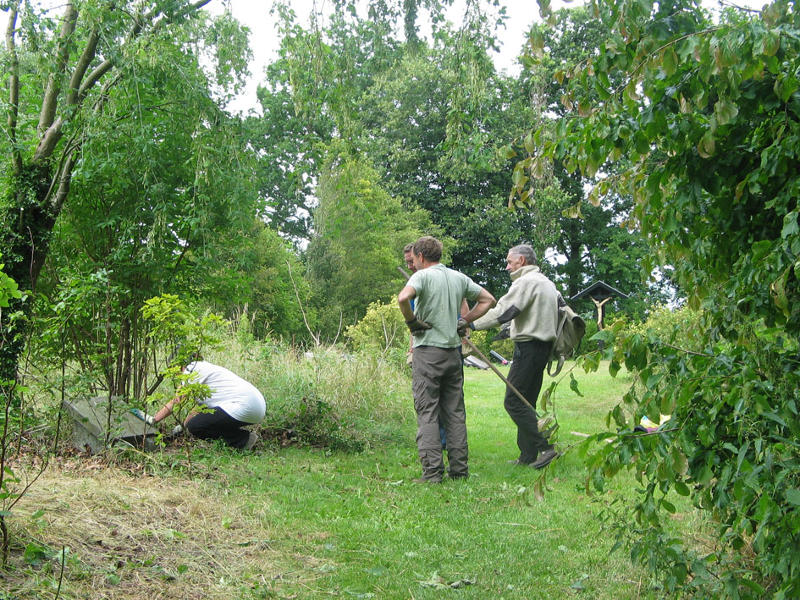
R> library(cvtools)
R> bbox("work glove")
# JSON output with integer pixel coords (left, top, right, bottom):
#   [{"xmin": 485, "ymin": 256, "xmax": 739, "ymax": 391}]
[
  {"xmin": 406, "ymin": 316, "xmax": 432, "ymax": 334},
  {"xmin": 130, "ymin": 408, "xmax": 156, "ymax": 426},
  {"xmin": 456, "ymin": 318, "xmax": 469, "ymax": 337}
]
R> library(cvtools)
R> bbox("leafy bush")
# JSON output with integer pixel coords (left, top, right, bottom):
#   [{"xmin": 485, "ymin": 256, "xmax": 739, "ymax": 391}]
[
  {"xmin": 621, "ymin": 305, "xmax": 705, "ymax": 353},
  {"xmin": 521, "ymin": 0, "xmax": 800, "ymax": 595},
  {"xmin": 577, "ymin": 316, "xmax": 599, "ymax": 356},
  {"xmin": 465, "ymin": 328, "xmax": 514, "ymax": 362},
  {"xmin": 344, "ymin": 297, "xmax": 408, "ymax": 366}
]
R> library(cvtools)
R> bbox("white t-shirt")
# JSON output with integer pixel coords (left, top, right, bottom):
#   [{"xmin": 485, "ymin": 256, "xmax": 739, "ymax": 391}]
[{"xmin": 184, "ymin": 361, "xmax": 265, "ymax": 424}]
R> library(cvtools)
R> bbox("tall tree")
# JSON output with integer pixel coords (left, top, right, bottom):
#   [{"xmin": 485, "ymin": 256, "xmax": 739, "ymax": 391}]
[
  {"xmin": 249, "ymin": 1, "xmax": 403, "ymax": 243},
  {"xmin": 352, "ymin": 28, "xmax": 562, "ymax": 293},
  {"xmin": 306, "ymin": 147, "xmax": 432, "ymax": 338},
  {"xmin": 517, "ymin": 0, "xmax": 800, "ymax": 594},
  {"xmin": 520, "ymin": 6, "xmax": 669, "ymax": 313},
  {"xmin": 0, "ymin": 0, "xmax": 247, "ymax": 388},
  {"xmin": 35, "ymin": 75, "xmax": 257, "ymax": 399},
  {"xmin": 256, "ymin": 1, "xmax": 551, "ymax": 296}
]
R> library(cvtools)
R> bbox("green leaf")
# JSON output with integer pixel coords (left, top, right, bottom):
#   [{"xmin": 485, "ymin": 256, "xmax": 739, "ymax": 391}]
[
  {"xmin": 697, "ymin": 130, "xmax": 715, "ymax": 158},
  {"xmin": 714, "ymin": 99, "xmax": 738, "ymax": 126},
  {"xmin": 781, "ymin": 211, "xmax": 798, "ymax": 239},
  {"xmin": 775, "ymin": 74, "xmax": 800, "ymax": 103},
  {"xmin": 785, "ymin": 489, "xmax": 800, "ymax": 506},
  {"xmin": 570, "ymin": 372, "xmax": 584, "ymax": 397},
  {"xmin": 661, "ymin": 499, "xmax": 676, "ymax": 513},
  {"xmin": 529, "ymin": 28, "xmax": 545, "ymax": 57},
  {"xmin": 751, "ymin": 240, "xmax": 773, "ymax": 261},
  {"xmin": 770, "ymin": 269, "xmax": 790, "ymax": 315},
  {"xmin": 661, "ymin": 47, "xmax": 678, "ymax": 76},
  {"xmin": 754, "ymin": 30, "xmax": 780, "ymax": 57}
]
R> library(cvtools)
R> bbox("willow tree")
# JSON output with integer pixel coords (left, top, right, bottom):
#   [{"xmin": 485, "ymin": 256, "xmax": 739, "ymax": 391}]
[{"xmin": 0, "ymin": 0, "xmax": 246, "ymax": 389}]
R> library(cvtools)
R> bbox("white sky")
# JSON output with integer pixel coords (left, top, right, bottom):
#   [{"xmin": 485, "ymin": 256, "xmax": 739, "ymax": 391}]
[
  {"xmin": 207, "ymin": 0, "xmax": 765, "ymax": 113},
  {"xmin": 207, "ymin": 0, "xmax": 560, "ymax": 113}
]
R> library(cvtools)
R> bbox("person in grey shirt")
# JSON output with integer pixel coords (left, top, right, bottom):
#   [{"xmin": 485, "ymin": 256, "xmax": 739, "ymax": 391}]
[{"xmin": 398, "ymin": 236, "xmax": 495, "ymax": 483}]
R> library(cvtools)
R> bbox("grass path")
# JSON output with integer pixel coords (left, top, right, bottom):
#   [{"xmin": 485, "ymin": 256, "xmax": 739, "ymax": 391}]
[
  {"xmin": 223, "ymin": 363, "xmax": 647, "ymax": 598},
  {"xmin": 9, "ymin": 362, "xmax": 663, "ymax": 599}
]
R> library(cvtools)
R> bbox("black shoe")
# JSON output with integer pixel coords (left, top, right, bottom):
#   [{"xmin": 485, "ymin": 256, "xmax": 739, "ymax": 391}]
[
  {"xmin": 507, "ymin": 458, "xmax": 534, "ymax": 466},
  {"xmin": 532, "ymin": 448, "xmax": 559, "ymax": 469}
]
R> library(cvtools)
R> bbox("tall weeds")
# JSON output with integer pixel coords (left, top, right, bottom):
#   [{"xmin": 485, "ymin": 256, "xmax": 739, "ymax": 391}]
[{"xmin": 190, "ymin": 320, "xmax": 413, "ymax": 450}]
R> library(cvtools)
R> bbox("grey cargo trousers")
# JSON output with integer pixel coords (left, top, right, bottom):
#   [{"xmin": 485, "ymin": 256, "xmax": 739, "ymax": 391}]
[{"xmin": 411, "ymin": 345, "xmax": 469, "ymax": 482}]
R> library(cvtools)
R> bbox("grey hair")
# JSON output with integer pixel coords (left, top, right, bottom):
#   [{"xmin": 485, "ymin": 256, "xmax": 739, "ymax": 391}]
[{"xmin": 509, "ymin": 244, "xmax": 536, "ymax": 265}]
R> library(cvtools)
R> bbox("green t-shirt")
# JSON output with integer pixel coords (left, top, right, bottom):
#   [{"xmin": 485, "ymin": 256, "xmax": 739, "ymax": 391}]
[{"xmin": 407, "ymin": 263, "xmax": 482, "ymax": 349}]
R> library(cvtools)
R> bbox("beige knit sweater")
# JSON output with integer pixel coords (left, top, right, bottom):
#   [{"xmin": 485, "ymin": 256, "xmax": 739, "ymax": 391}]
[{"xmin": 472, "ymin": 265, "xmax": 560, "ymax": 342}]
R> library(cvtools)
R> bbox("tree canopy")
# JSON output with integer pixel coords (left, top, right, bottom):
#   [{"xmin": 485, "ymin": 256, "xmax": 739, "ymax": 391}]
[
  {"xmin": 0, "ymin": 1, "xmax": 253, "ymax": 389},
  {"xmin": 517, "ymin": 0, "xmax": 800, "ymax": 594}
]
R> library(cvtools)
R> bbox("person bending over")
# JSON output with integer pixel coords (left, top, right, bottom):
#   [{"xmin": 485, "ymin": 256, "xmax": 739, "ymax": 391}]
[{"xmin": 153, "ymin": 359, "xmax": 265, "ymax": 450}]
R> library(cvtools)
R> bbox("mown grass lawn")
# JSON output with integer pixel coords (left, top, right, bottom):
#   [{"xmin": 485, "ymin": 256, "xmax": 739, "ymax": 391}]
[
  {"xmin": 208, "ymin": 362, "xmax": 650, "ymax": 599},
  {"xmin": 9, "ymin": 362, "xmax": 685, "ymax": 599}
]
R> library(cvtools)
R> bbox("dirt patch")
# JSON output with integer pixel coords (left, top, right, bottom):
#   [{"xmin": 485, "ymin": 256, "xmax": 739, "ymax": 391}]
[{"xmin": 2, "ymin": 457, "xmax": 305, "ymax": 599}]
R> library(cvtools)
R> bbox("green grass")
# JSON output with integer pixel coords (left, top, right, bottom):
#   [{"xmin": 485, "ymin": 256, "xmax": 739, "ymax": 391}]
[
  {"xmin": 199, "ymin": 362, "xmax": 652, "ymax": 599},
  {"xmin": 9, "ymin": 360, "xmax": 687, "ymax": 599}
]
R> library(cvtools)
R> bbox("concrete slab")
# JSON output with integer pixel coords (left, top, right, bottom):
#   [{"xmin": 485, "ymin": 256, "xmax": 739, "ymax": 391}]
[{"xmin": 62, "ymin": 396, "xmax": 156, "ymax": 453}]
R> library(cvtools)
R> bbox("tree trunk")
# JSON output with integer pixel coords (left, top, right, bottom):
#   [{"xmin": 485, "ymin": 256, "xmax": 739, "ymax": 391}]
[{"xmin": 0, "ymin": 164, "xmax": 58, "ymax": 387}]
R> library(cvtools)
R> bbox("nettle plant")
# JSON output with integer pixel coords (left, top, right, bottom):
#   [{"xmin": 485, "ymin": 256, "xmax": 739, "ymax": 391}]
[{"xmin": 517, "ymin": 0, "xmax": 800, "ymax": 596}]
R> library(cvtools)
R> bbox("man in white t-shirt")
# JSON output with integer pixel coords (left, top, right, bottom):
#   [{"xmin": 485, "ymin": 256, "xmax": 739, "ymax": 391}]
[{"xmin": 153, "ymin": 360, "xmax": 265, "ymax": 450}]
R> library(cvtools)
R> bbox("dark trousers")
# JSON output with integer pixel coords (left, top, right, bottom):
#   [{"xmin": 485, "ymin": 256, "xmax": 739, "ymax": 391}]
[
  {"xmin": 505, "ymin": 339, "xmax": 554, "ymax": 463},
  {"xmin": 185, "ymin": 406, "xmax": 252, "ymax": 449},
  {"xmin": 412, "ymin": 346, "xmax": 468, "ymax": 481}
]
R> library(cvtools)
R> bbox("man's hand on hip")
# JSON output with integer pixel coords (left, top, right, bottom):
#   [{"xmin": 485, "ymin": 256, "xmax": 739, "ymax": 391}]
[
  {"xmin": 456, "ymin": 318, "xmax": 469, "ymax": 337},
  {"xmin": 406, "ymin": 317, "xmax": 432, "ymax": 334}
]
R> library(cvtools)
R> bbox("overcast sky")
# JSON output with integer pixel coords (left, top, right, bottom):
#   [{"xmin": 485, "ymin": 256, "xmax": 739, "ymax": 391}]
[
  {"xmin": 206, "ymin": 0, "xmax": 558, "ymax": 113},
  {"xmin": 206, "ymin": 0, "xmax": 764, "ymax": 113}
]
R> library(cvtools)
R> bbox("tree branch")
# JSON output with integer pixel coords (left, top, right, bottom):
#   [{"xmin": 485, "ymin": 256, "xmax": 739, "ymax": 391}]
[
  {"xmin": 35, "ymin": 0, "xmax": 211, "ymax": 163},
  {"xmin": 38, "ymin": 0, "xmax": 78, "ymax": 136},
  {"xmin": 5, "ymin": 0, "xmax": 22, "ymax": 174},
  {"xmin": 66, "ymin": 28, "xmax": 100, "ymax": 107}
]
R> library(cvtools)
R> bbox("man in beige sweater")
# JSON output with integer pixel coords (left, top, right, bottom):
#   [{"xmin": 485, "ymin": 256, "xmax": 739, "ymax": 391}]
[{"xmin": 472, "ymin": 244, "xmax": 560, "ymax": 469}]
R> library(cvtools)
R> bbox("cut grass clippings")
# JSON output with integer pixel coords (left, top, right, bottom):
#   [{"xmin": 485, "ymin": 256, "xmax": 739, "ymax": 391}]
[{"xmin": 3, "ymin": 456, "xmax": 303, "ymax": 599}]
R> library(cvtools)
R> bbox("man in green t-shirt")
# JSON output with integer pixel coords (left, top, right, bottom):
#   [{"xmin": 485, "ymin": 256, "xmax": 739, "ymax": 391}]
[{"xmin": 398, "ymin": 236, "xmax": 495, "ymax": 483}]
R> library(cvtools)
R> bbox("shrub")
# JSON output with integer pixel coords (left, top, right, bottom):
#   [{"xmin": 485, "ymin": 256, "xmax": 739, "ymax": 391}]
[
  {"xmin": 344, "ymin": 298, "xmax": 408, "ymax": 367},
  {"xmin": 622, "ymin": 305, "xmax": 705, "ymax": 352},
  {"xmin": 578, "ymin": 317, "xmax": 598, "ymax": 352}
]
